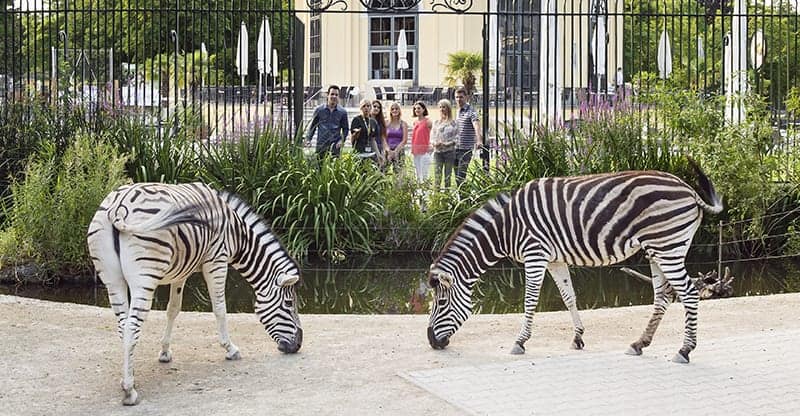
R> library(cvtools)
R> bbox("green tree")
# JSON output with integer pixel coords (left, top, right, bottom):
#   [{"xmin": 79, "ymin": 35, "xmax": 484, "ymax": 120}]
[
  {"xmin": 444, "ymin": 51, "xmax": 483, "ymax": 97},
  {"xmin": 623, "ymin": 0, "xmax": 799, "ymax": 107},
  {"xmin": 17, "ymin": 0, "xmax": 293, "ymax": 85},
  {"xmin": 0, "ymin": 1, "xmax": 24, "ymax": 77}
]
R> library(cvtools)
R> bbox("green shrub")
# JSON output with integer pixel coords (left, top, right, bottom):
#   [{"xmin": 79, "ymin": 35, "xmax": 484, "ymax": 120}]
[
  {"xmin": 267, "ymin": 154, "xmax": 388, "ymax": 260},
  {"xmin": 105, "ymin": 113, "xmax": 198, "ymax": 183},
  {"xmin": 375, "ymin": 178, "xmax": 428, "ymax": 252},
  {"xmin": 0, "ymin": 97, "xmax": 91, "ymax": 226},
  {"xmin": 0, "ymin": 219, "xmax": 18, "ymax": 271},
  {"xmin": 199, "ymin": 128, "xmax": 307, "ymax": 210},
  {"xmin": 1, "ymin": 132, "xmax": 129, "ymax": 279}
]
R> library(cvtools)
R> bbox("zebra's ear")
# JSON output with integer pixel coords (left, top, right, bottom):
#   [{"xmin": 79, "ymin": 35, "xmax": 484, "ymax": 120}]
[
  {"xmin": 432, "ymin": 272, "xmax": 454, "ymax": 289},
  {"xmin": 276, "ymin": 273, "xmax": 300, "ymax": 287},
  {"xmin": 439, "ymin": 272, "xmax": 454, "ymax": 289}
]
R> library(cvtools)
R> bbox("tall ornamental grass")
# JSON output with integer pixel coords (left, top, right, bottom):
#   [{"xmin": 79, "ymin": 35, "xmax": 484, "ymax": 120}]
[
  {"xmin": 105, "ymin": 112, "xmax": 199, "ymax": 184},
  {"xmin": 0, "ymin": 132, "xmax": 129, "ymax": 278},
  {"xmin": 267, "ymin": 154, "xmax": 388, "ymax": 260},
  {"xmin": 0, "ymin": 98, "xmax": 92, "ymax": 226}
]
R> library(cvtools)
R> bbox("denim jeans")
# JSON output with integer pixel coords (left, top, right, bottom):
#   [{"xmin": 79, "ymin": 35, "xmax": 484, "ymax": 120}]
[
  {"xmin": 454, "ymin": 148, "xmax": 473, "ymax": 185},
  {"xmin": 433, "ymin": 150, "xmax": 455, "ymax": 188}
]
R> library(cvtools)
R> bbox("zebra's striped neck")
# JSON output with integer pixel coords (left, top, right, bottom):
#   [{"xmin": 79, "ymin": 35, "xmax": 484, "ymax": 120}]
[
  {"xmin": 219, "ymin": 191, "xmax": 299, "ymax": 289},
  {"xmin": 435, "ymin": 194, "xmax": 512, "ymax": 284}
]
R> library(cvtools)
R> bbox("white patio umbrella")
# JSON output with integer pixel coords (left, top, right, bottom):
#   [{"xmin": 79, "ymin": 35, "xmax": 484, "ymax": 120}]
[
  {"xmin": 257, "ymin": 17, "xmax": 271, "ymax": 103},
  {"xmin": 750, "ymin": 29, "xmax": 765, "ymax": 71},
  {"xmin": 272, "ymin": 49, "xmax": 279, "ymax": 77},
  {"xmin": 657, "ymin": 30, "xmax": 673, "ymax": 79},
  {"xmin": 235, "ymin": 21, "xmax": 249, "ymax": 87},
  {"xmin": 538, "ymin": 0, "xmax": 562, "ymax": 124},
  {"xmin": 272, "ymin": 48, "xmax": 280, "ymax": 124},
  {"xmin": 396, "ymin": 29, "xmax": 409, "ymax": 80},
  {"xmin": 200, "ymin": 42, "xmax": 208, "ymax": 89},
  {"xmin": 697, "ymin": 36, "xmax": 705, "ymax": 62},
  {"xmin": 590, "ymin": 11, "xmax": 607, "ymax": 95},
  {"xmin": 725, "ymin": 0, "xmax": 748, "ymax": 124}
]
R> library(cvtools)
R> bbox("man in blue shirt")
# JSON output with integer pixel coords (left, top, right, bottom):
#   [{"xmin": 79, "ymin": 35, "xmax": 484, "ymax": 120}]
[{"xmin": 304, "ymin": 85, "xmax": 349, "ymax": 159}]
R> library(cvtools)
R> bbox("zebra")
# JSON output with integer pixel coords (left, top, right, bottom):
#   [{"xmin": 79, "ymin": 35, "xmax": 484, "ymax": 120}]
[
  {"xmin": 87, "ymin": 182, "xmax": 303, "ymax": 405},
  {"xmin": 427, "ymin": 160, "xmax": 723, "ymax": 364}
]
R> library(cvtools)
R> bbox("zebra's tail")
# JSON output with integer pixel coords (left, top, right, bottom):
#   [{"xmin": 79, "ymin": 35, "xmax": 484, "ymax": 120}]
[
  {"xmin": 111, "ymin": 204, "xmax": 207, "ymax": 234},
  {"xmin": 687, "ymin": 157, "xmax": 723, "ymax": 215}
]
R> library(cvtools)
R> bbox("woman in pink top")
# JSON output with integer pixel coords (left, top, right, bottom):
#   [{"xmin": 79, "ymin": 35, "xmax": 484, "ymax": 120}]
[{"xmin": 411, "ymin": 101, "xmax": 433, "ymax": 182}]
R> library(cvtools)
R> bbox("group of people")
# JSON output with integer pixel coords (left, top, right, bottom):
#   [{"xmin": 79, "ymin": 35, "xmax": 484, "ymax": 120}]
[{"xmin": 303, "ymin": 85, "xmax": 483, "ymax": 188}]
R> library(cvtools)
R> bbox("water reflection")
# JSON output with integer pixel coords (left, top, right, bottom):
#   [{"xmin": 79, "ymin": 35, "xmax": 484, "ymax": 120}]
[{"xmin": 1, "ymin": 257, "xmax": 798, "ymax": 314}]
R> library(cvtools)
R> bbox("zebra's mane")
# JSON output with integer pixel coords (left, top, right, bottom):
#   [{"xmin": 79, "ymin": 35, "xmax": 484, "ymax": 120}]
[
  {"xmin": 435, "ymin": 192, "xmax": 512, "ymax": 265},
  {"xmin": 218, "ymin": 190, "xmax": 277, "ymax": 237}
]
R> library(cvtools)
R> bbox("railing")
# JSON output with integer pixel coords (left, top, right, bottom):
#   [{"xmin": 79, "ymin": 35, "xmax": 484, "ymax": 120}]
[{"xmin": 1, "ymin": 1, "xmax": 798, "ymax": 144}]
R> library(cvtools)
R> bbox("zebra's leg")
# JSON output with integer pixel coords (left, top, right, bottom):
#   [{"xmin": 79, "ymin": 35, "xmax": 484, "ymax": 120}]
[
  {"xmin": 203, "ymin": 261, "xmax": 240, "ymax": 360},
  {"xmin": 511, "ymin": 258, "xmax": 548, "ymax": 355},
  {"xmin": 547, "ymin": 262, "xmax": 585, "ymax": 350},
  {"xmin": 120, "ymin": 286, "xmax": 156, "ymax": 406},
  {"xmin": 626, "ymin": 260, "xmax": 670, "ymax": 357},
  {"xmin": 91, "ymin": 260, "xmax": 129, "ymax": 340},
  {"xmin": 664, "ymin": 263, "xmax": 700, "ymax": 364},
  {"xmin": 158, "ymin": 281, "xmax": 186, "ymax": 363},
  {"xmin": 88, "ymin": 225, "xmax": 129, "ymax": 339}
]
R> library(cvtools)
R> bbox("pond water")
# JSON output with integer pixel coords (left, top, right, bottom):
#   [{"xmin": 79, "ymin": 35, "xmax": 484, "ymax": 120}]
[{"xmin": 2, "ymin": 256, "xmax": 799, "ymax": 314}]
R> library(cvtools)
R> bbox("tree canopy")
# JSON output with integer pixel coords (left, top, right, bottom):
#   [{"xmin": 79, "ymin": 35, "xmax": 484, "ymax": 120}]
[{"xmin": 11, "ymin": 0, "xmax": 293, "ymax": 85}]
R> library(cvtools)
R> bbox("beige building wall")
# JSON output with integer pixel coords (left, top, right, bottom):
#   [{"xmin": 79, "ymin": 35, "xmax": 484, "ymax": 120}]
[{"xmin": 296, "ymin": 1, "xmax": 623, "ymax": 99}]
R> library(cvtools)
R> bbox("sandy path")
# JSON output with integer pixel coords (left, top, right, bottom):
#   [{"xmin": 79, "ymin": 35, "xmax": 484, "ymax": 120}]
[{"xmin": 1, "ymin": 293, "xmax": 797, "ymax": 415}]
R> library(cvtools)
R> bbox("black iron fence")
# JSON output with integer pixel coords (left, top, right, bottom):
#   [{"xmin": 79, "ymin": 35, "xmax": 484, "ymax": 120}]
[{"xmin": 1, "ymin": 1, "xmax": 798, "ymax": 144}]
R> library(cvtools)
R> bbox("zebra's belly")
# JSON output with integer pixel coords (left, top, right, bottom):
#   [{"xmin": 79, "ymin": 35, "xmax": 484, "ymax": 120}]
[{"xmin": 553, "ymin": 240, "xmax": 642, "ymax": 267}]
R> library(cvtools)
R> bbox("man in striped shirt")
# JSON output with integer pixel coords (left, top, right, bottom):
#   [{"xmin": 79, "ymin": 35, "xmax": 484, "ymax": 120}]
[{"xmin": 454, "ymin": 87, "xmax": 483, "ymax": 184}]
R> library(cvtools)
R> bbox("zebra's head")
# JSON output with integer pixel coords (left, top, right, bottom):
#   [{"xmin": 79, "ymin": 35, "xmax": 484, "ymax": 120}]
[
  {"xmin": 255, "ymin": 271, "xmax": 303, "ymax": 354},
  {"xmin": 427, "ymin": 265, "xmax": 472, "ymax": 350}
]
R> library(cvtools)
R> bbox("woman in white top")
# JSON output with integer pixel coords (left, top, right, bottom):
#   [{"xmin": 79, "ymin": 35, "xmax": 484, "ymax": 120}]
[{"xmin": 430, "ymin": 99, "xmax": 458, "ymax": 188}]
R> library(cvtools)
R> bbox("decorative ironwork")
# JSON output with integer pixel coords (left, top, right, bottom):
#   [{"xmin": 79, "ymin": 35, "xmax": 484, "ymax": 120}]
[
  {"xmin": 307, "ymin": 0, "xmax": 348, "ymax": 12},
  {"xmin": 306, "ymin": 0, "xmax": 473, "ymax": 13},
  {"xmin": 360, "ymin": 0, "xmax": 422, "ymax": 12},
  {"xmin": 429, "ymin": 0, "xmax": 473, "ymax": 13},
  {"xmin": 58, "ymin": 30, "xmax": 69, "ymax": 58}
]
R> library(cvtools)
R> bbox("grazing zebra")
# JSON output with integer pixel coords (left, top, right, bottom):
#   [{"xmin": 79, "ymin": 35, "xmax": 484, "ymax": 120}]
[
  {"xmin": 427, "ymin": 160, "xmax": 722, "ymax": 364},
  {"xmin": 87, "ymin": 182, "xmax": 303, "ymax": 405}
]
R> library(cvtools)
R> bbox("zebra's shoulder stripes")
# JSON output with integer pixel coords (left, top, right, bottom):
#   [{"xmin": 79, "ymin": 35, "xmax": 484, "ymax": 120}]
[{"xmin": 437, "ymin": 193, "xmax": 512, "ymax": 262}]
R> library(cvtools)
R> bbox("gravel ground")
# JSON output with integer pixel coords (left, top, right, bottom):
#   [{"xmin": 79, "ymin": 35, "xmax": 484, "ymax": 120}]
[{"xmin": 1, "ymin": 293, "xmax": 798, "ymax": 415}]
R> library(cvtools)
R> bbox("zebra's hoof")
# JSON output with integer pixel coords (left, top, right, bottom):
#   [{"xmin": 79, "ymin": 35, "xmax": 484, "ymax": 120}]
[
  {"xmin": 572, "ymin": 337, "xmax": 585, "ymax": 350},
  {"xmin": 671, "ymin": 351, "xmax": 690, "ymax": 364},
  {"xmin": 122, "ymin": 387, "xmax": 140, "ymax": 406},
  {"xmin": 510, "ymin": 343, "xmax": 525, "ymax": 355},
  {"xmin": 625, "ymin": 345, "xmax": 642, "ymax": 356},
  {"xmin": 158, "ymin": 350, "xmax": 172, "ymax": 363},
  {"xmin": 225, "ymin": 350, "xmax": 241, "ymax": 361}
]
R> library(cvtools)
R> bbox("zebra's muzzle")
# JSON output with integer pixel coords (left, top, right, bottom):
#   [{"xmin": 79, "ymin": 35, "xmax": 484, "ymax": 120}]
[
  {"xmin": 277, "ymin": 328, "xmax": 303, "ymax": 354},
  {"xmin": 427, "ymin": 326, "xmax": 450, "ymax": 350}
]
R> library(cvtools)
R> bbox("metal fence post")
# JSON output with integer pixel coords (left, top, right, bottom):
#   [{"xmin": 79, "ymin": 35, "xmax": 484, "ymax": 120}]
[
  {"xmin": 170, "ymin": 29, "xmax": 179, "ymax": 136},
  {"xmin": 718, "ymin": 220, "xmax": 723, "ymax": 278}
]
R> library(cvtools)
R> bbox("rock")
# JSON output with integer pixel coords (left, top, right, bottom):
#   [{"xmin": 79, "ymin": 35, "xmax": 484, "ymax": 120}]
[{"xmin": 0, "ymin": 263, "xmax": 49, "ymax": 284}]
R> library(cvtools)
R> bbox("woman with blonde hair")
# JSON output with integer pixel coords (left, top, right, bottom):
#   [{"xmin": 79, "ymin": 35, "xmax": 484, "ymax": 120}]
[
  {"xmin": 384, "ymin": 101, "xmax": 408, "ymax": 179},
  {"xmin": 349, "ymin": 98, "xmax": 382, "ymax": 164},
  {"xmin": 430, "ymin": 99, "xmax": 458, "ymax": 188}
]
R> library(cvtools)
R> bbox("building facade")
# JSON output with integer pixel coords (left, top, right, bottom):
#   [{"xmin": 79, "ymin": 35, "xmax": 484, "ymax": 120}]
[{"xmin": 296, "ymin": 0, "xmax": 624, "ymax": 104}]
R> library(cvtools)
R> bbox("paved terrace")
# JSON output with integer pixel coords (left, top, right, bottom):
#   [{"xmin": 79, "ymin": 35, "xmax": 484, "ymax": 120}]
[{"xmin": 1, "ymin": 293, "xmax": 798, "ymax": 415}]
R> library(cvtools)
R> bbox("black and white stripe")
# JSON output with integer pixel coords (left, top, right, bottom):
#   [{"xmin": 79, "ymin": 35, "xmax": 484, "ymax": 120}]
[
  {"xmin": 87, "ymin": 182, "xmax": 302, "ymax": 405},
  {"xmin": 428, "ymin": 161, "xmax": 722, "ymax": 363}
]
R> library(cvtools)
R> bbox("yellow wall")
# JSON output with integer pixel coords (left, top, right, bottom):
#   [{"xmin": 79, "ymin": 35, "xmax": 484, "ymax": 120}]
[{"xmin": 296, "ymin": 1, "xmax": 624, "ymax": 97}]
